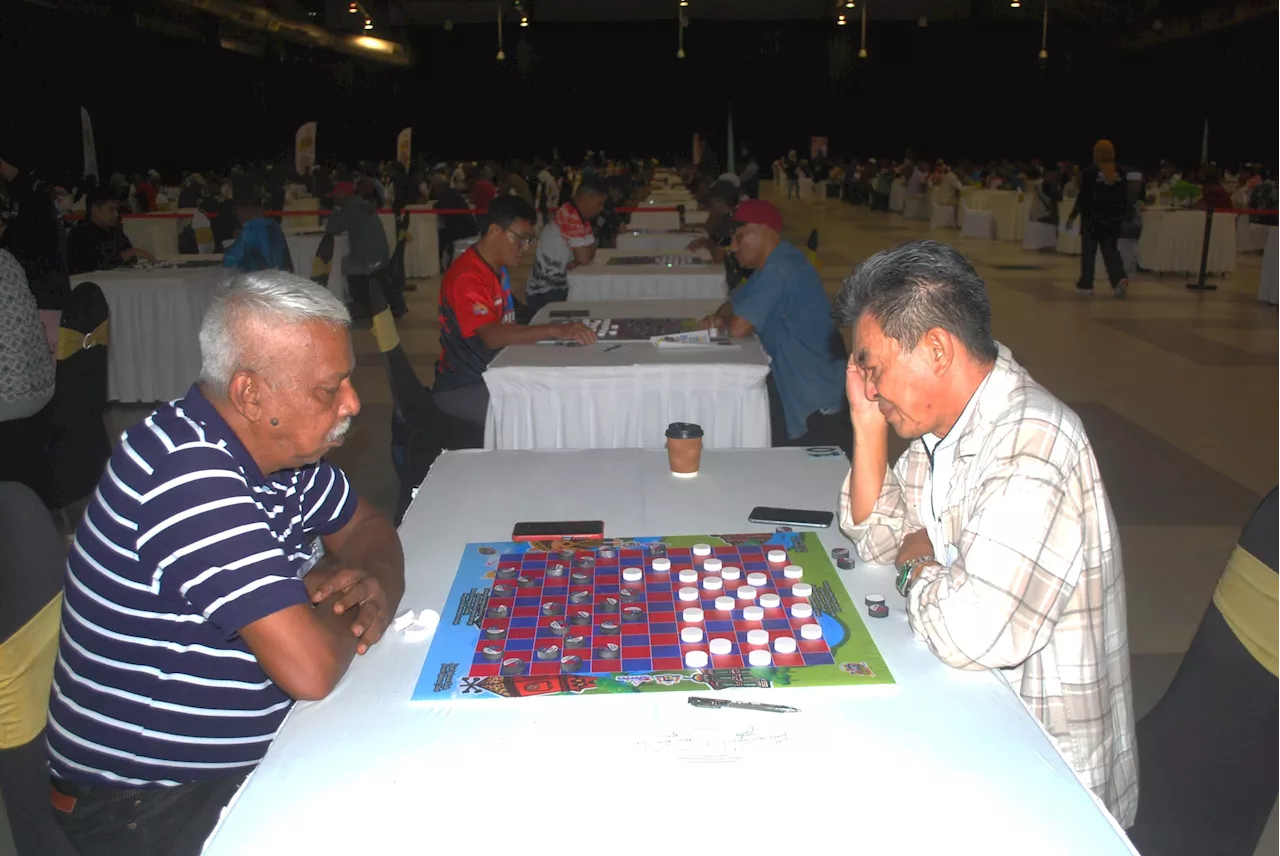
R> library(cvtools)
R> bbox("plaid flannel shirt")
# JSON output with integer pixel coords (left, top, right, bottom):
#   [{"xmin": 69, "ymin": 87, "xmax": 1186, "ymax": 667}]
[{"xmin": 839, "ymin": 344, "xmax": 1138, "ymax": 827}]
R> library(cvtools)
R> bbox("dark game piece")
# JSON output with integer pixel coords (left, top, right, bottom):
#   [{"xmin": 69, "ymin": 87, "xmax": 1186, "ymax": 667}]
[
  {"xmin": 501, "ymin": 657, "xmax": 525, "ymax": 675},
  {"xmin": 558, "ymin": 549, "xmax": 576, "ymax": 563},
  {"xmin": 565, "ymin": 635, "xmax": 587, "ymax": 648},
  {"xmin": 546, "ymin": 563, "xmax": 566, "ymax": 577},
  {"xmin": 599, "ymin": 621, "xmax": 620, "ymax": 635},
  {"xmin": 649, "ymin": 542, "xmax": 668, "ymax": 557},
  {"xmin": 517, "ymin": 575, "xmax": 537, "ymax": 588},
  {"xmin": 561, "ymin": 655, "xmax": 583, "ymax": 672},
  {"xmin": 837, "ymin": 557, "xmax": 855, "ymax": 570},
  {"xmin": 598, "ymin": 597, "xmax": 620, "ymax": 613},
  {"xmin": 484, "ymin": 626, "xmax": 507, "ymax": 640},
  {"xmin": 598, "ymin": 547, "xmax": 618, "ymax": 559},
  {"xmin": 831, "ymin": 547, "xmax": 850, "ymax": 560},
  {"xmin": 619, "ymin": 587, "xmax": 641, "ymax": 602},
  {"xmin": 622, "ymin": 606, "xmax": 645, "ymax": 623},
  {"xmin": 597, "ymin": 643, "xmax": 621, "ymax": 659},
  {"xmin": 492, "ymin": 584, "xmax": 514, "ymax": 597},
  {"xmin": 574, "ymin": 555, "xmax": 596, "ymax": 570},
  {"xmin": 495, "ymin": 567, "xmax": 517, "ymax": 579},
  {"xmin": 569, "ymin": 610, "xmax": 592, "ymax": 625},
  {"xmin": 570, "ymin": 571, "xmax": 591, "ymax": 584},
  {"xmin": 481, "ymin": 646, "xmax": 503, "ymax": 661},
  {"xmin": 536, "ymin": 645, "xmax": 561, "ymax": 661},
  {"xmin": 569, "ymin": 589, "xmax": 591, "ymax": 604},
  {"xmin": 868, "ymin": 602, "xmax": 889, "ymax": 619},
  {"xmin": 541, "ymin": 602, "xmax": 563, "ymax": 616},
  {"xmin": 488, "ymin": 604, "xmax": 511, "ymax": 619},
  {"xmin": 548, "ymin": 620, "xmax": 568, "ymax": 636}
]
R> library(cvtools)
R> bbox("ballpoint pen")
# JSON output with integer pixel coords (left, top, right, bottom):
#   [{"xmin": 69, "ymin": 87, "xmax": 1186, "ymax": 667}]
[{"xmin": 688, "ymin": 696, "xmax": 800, "ymax": 713}]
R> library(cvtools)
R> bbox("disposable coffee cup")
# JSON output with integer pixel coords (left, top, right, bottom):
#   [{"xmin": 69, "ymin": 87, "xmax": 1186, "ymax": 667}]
[{"xmin": 665, "ymin": 422, "xmax": 704, "ymax": 478}]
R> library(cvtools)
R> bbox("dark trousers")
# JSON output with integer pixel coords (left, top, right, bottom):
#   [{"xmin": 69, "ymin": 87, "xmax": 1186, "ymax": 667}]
[
  {"xmin": 348, "ymin": 266, "xmax": 405, "ymax": 318},
  {"xmin": 1126, "ymin": 604, "xmax": 1278, "ymax": 855},
  {"xmin": 432, "ymin": 383, "xmax": 489, "ymax": 450},
  {"xmin": 766, "ymin": 373, "xmax": 852, "ymax": 459},
  {"xmin": 52, "ymin": 774, "xmax": 247, "ymax": 856},
  {"xmin": 0, "ymin": 410, "xmax": 56, "ymax": 508},
  {"xmin": 1079, "ymin": 235, "xmax": 1126, "ymax": 290},
  {"xmin": 524, "ymin": 286, "xmax": 569, "ymax": 317}
]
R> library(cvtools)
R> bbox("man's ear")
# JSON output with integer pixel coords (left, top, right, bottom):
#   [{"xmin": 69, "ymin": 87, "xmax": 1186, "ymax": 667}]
[
  {"xmin": 922, "ymin": 327, "xmax": 956, "ymax": 378},
  {"xmin": 229, "ymin": 371, "xmax": 265, "ymax": 423}
]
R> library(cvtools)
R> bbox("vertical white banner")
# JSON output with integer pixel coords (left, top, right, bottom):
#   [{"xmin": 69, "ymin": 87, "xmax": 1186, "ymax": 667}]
[
  {"xmin": 295, "ymin": 121, "xmax": 318, "ymax": 176},
  {"xmin": 396, "ymin": 127, "xmax": 412, "ymax": 168},
  {"xmin": 80, "ymin": 107, "xmax": 99, "ymax": 179}
]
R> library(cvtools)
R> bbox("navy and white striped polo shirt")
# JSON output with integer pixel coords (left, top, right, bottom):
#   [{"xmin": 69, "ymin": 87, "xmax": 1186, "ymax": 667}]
[{"xmin": 47, "ymin": 385, "xmax": 358, "ymax": 787}]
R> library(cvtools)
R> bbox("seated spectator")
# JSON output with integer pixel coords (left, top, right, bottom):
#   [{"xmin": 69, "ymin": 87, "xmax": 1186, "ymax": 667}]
[
  {"xmin": 1248, "ymin": 168, "xmax": 1277, "ymax": 226},
  {"xmin": 688, "ymin": 180, "xmax": 747, "ymax": 285},
  {"xmin": 1197, "ymin": 167, "xmax": 1235, "ymax": 212},
  {"xmin": 222, "ymin": 200, "xmax": 292, "ymax": 273},
  {"xmin": 496, "ymin": 162, "xmax": 535, "ymax": 207},
  {"xmin": 325, "ymin": 179, "xmax": 399, "ymax": 320},
  {"xmin": 933, "ymin": 163, "xmax": 964, "ymax": 208},
  {"xmin": 1029, "ymin": 168, "xmax": 1063, "ymax": 225},
  {"xmin": 468, "ymin": 165, "xmax": 498, "ymax": 211},
  {"xmin": 429, "ymin": 169, "xmax": 479, "ymax": 269},
  {"xmin": 434, "ymin": 196, "xmax": 596, "ymax": 447},
  {"xmin": 739, "ymin": 155, "xmax": 761, "ymax": 198},
  {"xmin": 698, "ymin": 201, "xmax": 848, "ymax": 455},
  {"xmin": 46, "ymin": 271, "xmax": 404, "ymax": 855},
  {"xmin": 525, "ymin": 179, "xmax": 607, "ymax": 313},
  {"xmin": 66, "ymin": 188, "xmax": 153, "ymax": 274}
]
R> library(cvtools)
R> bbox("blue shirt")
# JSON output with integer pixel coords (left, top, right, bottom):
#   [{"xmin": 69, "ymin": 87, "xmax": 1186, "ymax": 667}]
[
  {"xmin": 731, "ymin": 241, "xmax": 845, "ymax": 439},
  {"xmin": 47, "ymin": 386, "xmax": 359, "ymax": 787},
  {"xmin": 222, "ymin": 217, "xmax": 292, "ymax": 273}
]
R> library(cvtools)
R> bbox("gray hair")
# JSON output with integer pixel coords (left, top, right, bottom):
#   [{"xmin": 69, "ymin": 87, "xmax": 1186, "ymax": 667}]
[
  {"xmin": 836, "ymin": 240, "xmax": 998, "ymax": 363},
  {"xmin": 198, "ymin": 270, "xmax": 350, "ymax": 394}
]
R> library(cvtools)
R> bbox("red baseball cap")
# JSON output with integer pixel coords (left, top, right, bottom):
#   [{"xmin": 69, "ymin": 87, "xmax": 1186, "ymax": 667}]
[{"xmin": 730, "ymin": 199, "xmax": 783, "ymax": 233}]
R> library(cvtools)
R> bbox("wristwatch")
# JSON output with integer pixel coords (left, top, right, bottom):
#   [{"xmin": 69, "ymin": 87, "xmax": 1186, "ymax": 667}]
[{"xmin": 896, "ymin": 555, "xmax": 937, "ymax": 597}]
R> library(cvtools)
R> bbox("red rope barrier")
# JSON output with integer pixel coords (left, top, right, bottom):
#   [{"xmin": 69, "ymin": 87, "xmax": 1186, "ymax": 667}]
[{"xmin": 66, "ymin": 204, "xmax": 688, "ymax": 221}]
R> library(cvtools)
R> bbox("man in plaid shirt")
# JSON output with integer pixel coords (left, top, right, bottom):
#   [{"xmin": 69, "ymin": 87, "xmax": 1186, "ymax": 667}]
[{"xmin": 837, "ymin": 240, "xmax": 1138, "ymax": 827}]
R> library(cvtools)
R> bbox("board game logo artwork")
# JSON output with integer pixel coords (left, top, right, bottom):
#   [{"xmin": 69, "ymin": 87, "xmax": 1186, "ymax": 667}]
[{"xmin": 413, "ymin": 532, "xmax": 893, "ymax": 701}]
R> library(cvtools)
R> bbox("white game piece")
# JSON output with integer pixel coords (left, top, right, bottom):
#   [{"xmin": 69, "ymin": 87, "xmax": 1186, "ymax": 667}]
[
  {"xmin": 702, "ymin": 576, "xmax": 723, "ymax": 591},
  {"xmin": 714, "ymin": 596, "xmax": 735, "ymax": 611},
  {"xmin": 736, "ymin": 585, "xmax": 758, "ymax": 601},
  {"xmin": 692, "ymin": 543, "xmax": 713, "ymax": 557},
  {"xmin": 679, "ymin": 569, "xmax": 699, "ymax": 583},
  {"xmin": 792, "ymin": 582, "xmax": 813, "ymax": 598},
  {"xmin": 742, "ymin": 605, "xmax": 765, "ymax": 621},
  {"xmin": 748, "ymin": 649, "xmax": 772, "ymax": 667},
  {"xmin": 746, "ymin": 572, "xmax": 768, "ymax": 587},
  {"xmin": 783, "ymin": 565, "xmax": 804, "ymax": 579},
  {"xmin": 767, "ymin": 549, "xmax": 788, "ymax": 564},
  {"xmin": 702, "ymin": 557, "xmax": 723, "ymax": 573},
  {"xmin": 682, "ymin": 607, "xmax": 705, "ymax": 623},
  {"xmin": 800, "ymin": 623, "xmax": 824, "ymax": 640},
  {"xmin": 393, "ymin": 610, "xmax": 417, "ymax": 632},
  {"xmin": 622, "ymin": 568, "xmax": 643, "ymax": 582},
  {"xmin": 720, "ymin": 566, "xmax": 742, "ymax": 580},
  {"xmin": 746, "ymin": 629, "xmax": 769, "ymax": 646},
  {"xmin": 681, "ymin": 626, "xmax": 705, "ymax": 643},
  {"xmin": 678, "ymin": 586, "xmax": 700, "ymax": 602},
  {"xmin": 791, "ymin": 603, "xmax": 814, "ymax": 619},
  {"xmin": 759, "ymin": 593, "xmax": 781, "ymax": 609},
  {"xmin": 651, "ymin": 557, "xmax": 672, "ymax": 572},
  {"xmin": 774, "ymin": 636, "xmax": 798, "ymax": 654},
  {"xmin": 685, "ymin": 650, "xmax": 709, "ymax": 669},
  {"xmin": 709, "ymin": 637, "xmax": 733, "ymax": 655}
]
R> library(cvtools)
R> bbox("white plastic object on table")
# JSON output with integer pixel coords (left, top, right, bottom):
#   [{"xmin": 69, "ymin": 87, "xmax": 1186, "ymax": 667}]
[
  {"xmin": 792, "ymin": 582, "xmax": 813, "ymax": 598},
  {"xmin": 682, "ymin": 607, "xmax": 705, "ymax": 623},
  {"xmin": 685, "ymin": 650, "xmax": 709, "ymax": 668},
  {"xmin": 767, "ymin": 549, "xmax": 788, "ymax": 563},
  {"xmin": 681, "ymin": 626, "xmax": 704, "ymax": 643},
  {"xmin": 746, "ymin": 572, "xmax": 768, "ymax": 587},
  {"xmin": 679, "ymin": 569, "xmax": 699, "ymax": 583},
  {"xmin": 746, "ymin": 628, "xmax": 769, "ymax": 646},
  {"xmin": 736, "ymin": 585, "xmax": 758, "ymax": 601},
  {"xmin": 773, "ymin": 636, "xmax": 798, "ymax": 654},
  {"xmin": 742, "ymin": 605, "xmax": 764, "ymax": 621},
  {"xmin": 702, "ymin": 576, "xmax": 723, "ymax": 591},
  {"xmin": 395, "ymin": 609, "xmax": 440, "ymax": 643},
  {"xmin": 677, "ymin": 586, "xmax": 700, "ymax": 602},
  {"xmin": 622, "ymin": 568, "xmax": 643, "ymax": 582},
  {"xmin": 759, "ymin": 593, "xmax": 781, "ymax": 609},
  {"xmin": 748, "ymin": 649, "xmax": 772, "ymax": 667},
  {"xmin": 709, "ymin": 637, "xmax": 733, "ymax": 655},
  {"xmin": 783, "ymin": 565, "xmax": 804, "ymax": 579},
  {"xmin": 692, "ymin": 543, "xmax": 713, "ymax": 557},
  {"xmin": 800, "ymin": 623, "xmax": 823, "ymax": 640},
  {"xmin": 714, "ymin": 596, "xmax": 735, "ymax": 611},
  {"xmin": 720, "ymin": 566, "xmax": 742, "ymax": 580},
  {"xmin": 791, "ymin": 603, "xmax": 814, "ymax": 619},
  {"xmin": 702, "ymin": 557, "xmax": 723, "ymax": 573},
  {"xmin": 651, "ymin": 557, "xmax": 672, "ymax": 573}
]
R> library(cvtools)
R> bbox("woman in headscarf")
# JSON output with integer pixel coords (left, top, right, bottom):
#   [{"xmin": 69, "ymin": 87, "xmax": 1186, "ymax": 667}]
[{"xmin": 1066, "ymin": 139, "xmax": 1130, "ymax": 297}]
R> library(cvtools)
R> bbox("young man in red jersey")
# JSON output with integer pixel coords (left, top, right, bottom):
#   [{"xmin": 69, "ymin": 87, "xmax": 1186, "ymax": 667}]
[{"xmin": 434, "ymin": 195, "xmax": 596, "ymax": 447}]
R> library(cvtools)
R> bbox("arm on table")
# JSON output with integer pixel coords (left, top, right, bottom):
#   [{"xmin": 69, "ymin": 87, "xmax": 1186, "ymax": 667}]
[
  {"xmin": 907, "ymin": 456, "xmax": 1083, "ymax": 671},
  {"xmin": 570, "ymin": 243, "xmax": 596, "ymax": 266},
  {"xmin": 239, "ymin": 595, "xmax": 363, "ymax": 701},
  {"xmin": 697, "ymin": 299, "xmax": 753, "ymax": 337},
  {"xmin": 477, "ymin": 320, "xmax": 596, "ymax": 348}
]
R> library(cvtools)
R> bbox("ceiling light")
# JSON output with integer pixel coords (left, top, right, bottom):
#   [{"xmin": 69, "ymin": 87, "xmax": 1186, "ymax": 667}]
[
  {"xmin": 520, "ymin": 15, "xmax": 528, "ymax": 26},
  {"xmin": 858, "ymin": 47, "xmax": 867, "ymax": 58},
  {"xmin": 1010, "ymin": 0, "xmax": 1021, "ymax": 6},
  {"xmin": 364, "ymin": 18, "xmax": 373, "ymax": 29},
  {"xmin": 680, "ymin": 0, "xmax": 689, "ymax": 6},
  {"xmin": 348, "ymin": 2, "xmax": 357, "ymax": 12},
  {"xmin": 844, "ymin": 0, "xmax": 855, "ymax": 6},
  {"xmin": 497, "ymin": 49, "xmax": 505, "ymax": 60},
  {"xmin": 837, "ymin": 15, "xmax": 847, "ymax": 25}
]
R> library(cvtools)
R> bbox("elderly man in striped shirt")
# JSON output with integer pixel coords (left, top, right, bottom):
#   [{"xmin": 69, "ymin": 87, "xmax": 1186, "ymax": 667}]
[
  {"xmin": 46, "ymin": 271, "xmax": 404, "ymax": 856},
  {"xmin": 837, "ymin": 240, "xmax": 1138, "ymax": 827}
]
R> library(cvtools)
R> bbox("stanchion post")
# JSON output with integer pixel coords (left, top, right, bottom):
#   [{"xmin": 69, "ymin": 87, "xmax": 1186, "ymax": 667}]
[{"xmin": 1187, "ymin": 206, "xmax": 1218, "ymax": 291}]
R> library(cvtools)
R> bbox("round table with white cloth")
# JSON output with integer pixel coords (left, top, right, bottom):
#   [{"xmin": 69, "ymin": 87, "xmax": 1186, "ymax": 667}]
[
  {"xmin": 1136, "ymin": 209, "xmax": 1236, "ymax": 275},
  {"xmin": 402, "ymin": 204, "xmax": 441, "ymax": 278},
  {"xmin": 1258, "ymin": 227, "xmax": 1278, "ymax": 305},
  {"xmin": 628, "ymin": 209, "xmax": 682, "ymax": 231},
  {"xmin": 616, "ymin": 230, "xmax": 702, "ymax": 253},
  {"xmin": 121, "ymin": 213, "xmax": 190, "ymax": 257},
  {"xmin": 282, "ymin": 197, "xmax": 321, "ymax": 229},
  {"xmin": 889, "ymin": 180, "xmax": 906, "ymax": 213},
  {"xmin": 567, "ymin": 249, "xmax": 727, "ymax": 302},
  {"xmin": 483, "ymin": 299, "xmax": 771, "ymax": 450},
  {"xmin": 965, "ymin": 190, "xmax": 1031, "ymax": 242},
  {"xmin": 70, "ymin": 264, "xmax": 229, "ymax": 403},
  {"xmin": 283, "ymin": 229, "xmax": 350, "ymax": 303}
]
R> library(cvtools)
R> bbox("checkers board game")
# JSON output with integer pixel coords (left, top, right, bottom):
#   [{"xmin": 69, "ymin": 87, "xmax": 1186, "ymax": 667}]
[
  {"xmin": 605, "ymin": 255, "xmax": 715, "ymax": 267},
  {"xmin": 414, "ymin": 531, "xmax": 892, "ymax": 700}
]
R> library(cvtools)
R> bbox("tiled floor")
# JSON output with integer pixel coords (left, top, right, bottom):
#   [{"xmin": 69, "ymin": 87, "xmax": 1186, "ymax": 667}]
[{"xmin": 66, "ymin": 189, "xmax": 1275, "ymax": 856}]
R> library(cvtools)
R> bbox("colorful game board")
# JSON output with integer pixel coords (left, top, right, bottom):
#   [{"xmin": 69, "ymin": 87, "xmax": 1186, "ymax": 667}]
[
  {"xmin": 606, "ymin": 255, "xmax": 714, "ymax": 267},
  {"xmin": 414, "ymin": 532, "xmax": 893, "ymax": 700}
]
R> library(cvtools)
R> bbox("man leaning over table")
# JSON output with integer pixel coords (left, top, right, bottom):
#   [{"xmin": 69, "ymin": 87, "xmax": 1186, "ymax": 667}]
[
  {"xmin": 66, "ymin": 188, "xmax": 153, "ymax": 274},
  {"xmin": 836, "ymin": 240, "xmax": 1137, "ymax": 826},
  {"xmin": 46, "ymin": 271, "xmax": 405, "ymax": 856}
]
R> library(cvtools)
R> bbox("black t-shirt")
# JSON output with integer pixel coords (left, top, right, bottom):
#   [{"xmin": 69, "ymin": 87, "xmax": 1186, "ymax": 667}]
[
  {"xmin": 66, "ymin": 221, "xmax": 133, "ymax": 275},
  {"xmin": 434, "ymin": 188, "xmax": 479, "ymax": 248}
]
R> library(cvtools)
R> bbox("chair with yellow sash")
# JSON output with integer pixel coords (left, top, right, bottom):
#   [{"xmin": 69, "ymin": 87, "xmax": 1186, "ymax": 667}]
[
  {"xmin": 0, "ymin": 482, "xmax": 76, "ymax": 855},
  {"xmin": 46, "ymin": 282, "xmax": 111, "ymax": 509},
  {"xmin": 1128, "ymin": 488, "xmax": 1278, "ymax": 856}
]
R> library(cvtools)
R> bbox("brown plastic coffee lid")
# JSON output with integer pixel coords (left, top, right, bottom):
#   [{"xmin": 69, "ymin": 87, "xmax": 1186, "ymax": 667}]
[{"xmin": 665, "ymin": 422, "xmax": 704, "ymax": 439}]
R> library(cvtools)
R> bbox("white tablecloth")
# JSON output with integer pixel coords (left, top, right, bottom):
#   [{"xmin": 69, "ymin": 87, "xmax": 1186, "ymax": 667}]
[
  {"xmin": 71, "ymin": 266, "xmax": 229, "ymax": 402},
  {"xmin": 567, "ymin": 248, "xmax": 727, "ymax": 302},
  {"xmin": 402, "ymin": 204, "xmax": 440, "ymax": 278},
  {"xmin": 121, "ymin": 213, "xmax": 188, "ymax": 257},
  {"xmin": 281, "ymin": 197, "xmax": 320, "ymax": 230},
  {"xmin": 202, "ymin": 448, "xmax": 1138, "ymax": 856},
  {"xmin": 1236, "ymin": 215, "xmax": 1271, "ymax": 253},
  {"xmin": 284, "ymin": 229, "xmax": 350, "ymax": 303},
  {"xmin": 1260, "ymin": 228, "xmax": 1279, "ymax": 304},
  {"xmin": 616, "ymin": 231, "xmax": 701, "ymax": 253},
  {"xmin": 1136, "ymin": 209, "xmax": 1236, "ymax": 274},
  {"xmin": 889, "ymin": 179, "xmax": 906, "ymax": 213},
  {"xmin": 484, "ymin": 299, "xmax": 770, "ymax": 450},
  {"xmin": 627, "ymin": 209, "xmax": 682, "ymax": 231},
  {"xmin": 967, "ymin": 190, "xmax": 1031, "ymax": 242}
]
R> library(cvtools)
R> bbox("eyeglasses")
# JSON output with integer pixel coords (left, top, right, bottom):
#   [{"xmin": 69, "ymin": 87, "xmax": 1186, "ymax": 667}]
[{"xmin": 505, "ymin": 228, "xmax": 536, "ymax": 248}]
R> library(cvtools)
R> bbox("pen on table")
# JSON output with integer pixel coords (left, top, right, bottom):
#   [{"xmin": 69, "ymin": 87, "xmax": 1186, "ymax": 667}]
[
  {"xmin": 687, "ymin": 696, "xmax": 800, "ymax": 713},
  {"xmin": 602, "ymin": 344, "xmax": 622, "ymax": 352}
]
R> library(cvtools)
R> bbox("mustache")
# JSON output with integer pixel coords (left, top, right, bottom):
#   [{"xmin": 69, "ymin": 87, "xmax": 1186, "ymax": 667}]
[{"xmin": 325, "ymin": 417, "xmax": 352, "ymax": 444}]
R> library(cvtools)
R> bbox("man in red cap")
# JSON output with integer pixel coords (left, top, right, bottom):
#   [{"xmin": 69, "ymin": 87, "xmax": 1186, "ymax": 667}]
[{"xmin": 699, "ymin": 199, "xmax": 848, "ymax": 454}]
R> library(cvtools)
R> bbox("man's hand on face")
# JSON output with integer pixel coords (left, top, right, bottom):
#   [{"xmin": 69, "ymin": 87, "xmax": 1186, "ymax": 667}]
[
  {"xmin": 305, "ymin": 564, "xmax": 393, "ymax": 654},
  {"xmin": 847, "ymin": 361, "xmax": 885, "ymax": 430}
]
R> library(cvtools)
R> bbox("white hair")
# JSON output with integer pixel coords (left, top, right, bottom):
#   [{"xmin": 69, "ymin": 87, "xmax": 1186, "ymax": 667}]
[{"xmin": 198, "ymin": 270, "xmax": 350, "ymax": 394}]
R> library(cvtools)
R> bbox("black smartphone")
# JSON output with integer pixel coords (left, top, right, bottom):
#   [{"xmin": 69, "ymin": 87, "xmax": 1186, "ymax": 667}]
[
  {"xmin": 512, "ymin": 520, "xmax": 605, "ymax": 542},
  {"xmin": 748, "ymin": 506, "xmax": 835, "ymax": 529}
]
